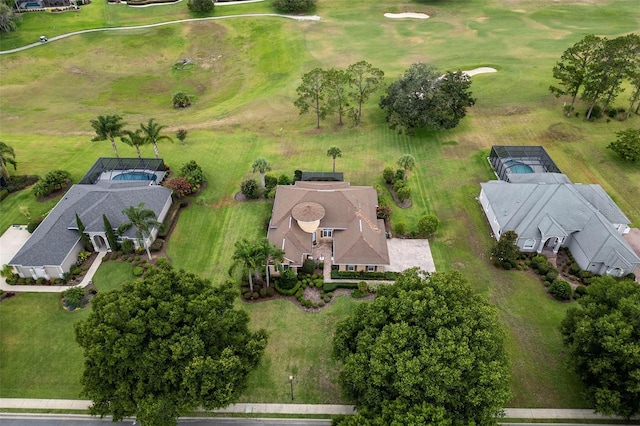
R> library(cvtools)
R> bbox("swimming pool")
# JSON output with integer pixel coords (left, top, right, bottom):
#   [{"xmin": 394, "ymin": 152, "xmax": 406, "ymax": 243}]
[
  {"xmin": 113, "ymin": 172, "xmax": 157, "ymax": 181},
  {"xmin": 504, "ymin": 160, "xmax": 534, "ymax": 174}
]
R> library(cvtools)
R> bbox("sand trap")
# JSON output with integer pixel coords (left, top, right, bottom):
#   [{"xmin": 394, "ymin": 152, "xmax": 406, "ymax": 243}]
[
  {"xmin": 384, "ymin": 12, "xmax": 429, "ymax": 19},
  {"xmin": 462, "ymin": 67, "xmax": 497, "ymax": 77}
]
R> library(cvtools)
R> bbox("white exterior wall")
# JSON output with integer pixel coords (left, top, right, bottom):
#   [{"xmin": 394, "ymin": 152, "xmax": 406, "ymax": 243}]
[
  {"xmin": 479, "ymin": 189, "xmax": 501, "ymax": 239},
  {"xmin": 566, "ymin": 238, "xmax": 592, "ymax": 272}
]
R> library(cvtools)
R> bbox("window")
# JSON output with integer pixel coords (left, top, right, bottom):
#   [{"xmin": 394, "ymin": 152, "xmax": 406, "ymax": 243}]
[
  {"xmin": 347, "ymin": 265, "xmax": 355, "ymax": 271},
  {"xmin": 524, "ymin": 239, "xmax": 536, "ymax": 249},
  {"xmin": 367, "ymin": 265, "xmax": 375, "ymax": 272},
  {"xmin": 282, "ymin": 264, "xmax": 289, "ymax": 271},
  {"xmin": 322, "ymin": 229, "xmax": 333, "ymax": 238}
]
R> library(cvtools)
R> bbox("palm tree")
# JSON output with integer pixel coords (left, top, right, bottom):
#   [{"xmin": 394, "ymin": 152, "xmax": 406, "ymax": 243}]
[
  {"xmin": 140, "ymin": 118, "xmax": 173, "ymax": 159},
  {"xmin": 326, "ymin": 146, "xmax": 342, "ymax": 173},
  {"xmin": 117, "ymin": 202, "xmax": 164, "ymax": 260},
  {"xmin": 0, "ymin": 141, "xmax": 17, "ymax": 180},
  {"xmin": 397, "ymin": 154, "xmax": 416, "ymax": 181},
  {"xmin": 251, "ymin": 157, "xmax": 271, "ymax": 188},
  {"xmin": 120, "ymin": 129, "xmax": 147, "ymax": 159},
  {"xmin": 90, "ymin": 115, "xmax": 126, "ymax": 158},
  {"xmin": 231, "ymin": 238, "xmax": 261, "ymax": 293},
  {"xmin": 256, "ymin": 237, "xmax": 285, "ymax": 289}
]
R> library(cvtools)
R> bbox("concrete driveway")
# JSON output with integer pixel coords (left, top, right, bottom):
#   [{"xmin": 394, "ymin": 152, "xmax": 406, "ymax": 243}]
[
  {"xmin": 386, "ymin": 238, "xmax": 436, "ymax": 273},
  {"xmin": 0, "ymin": 225, "xmax": 30, "ymax": 270}
]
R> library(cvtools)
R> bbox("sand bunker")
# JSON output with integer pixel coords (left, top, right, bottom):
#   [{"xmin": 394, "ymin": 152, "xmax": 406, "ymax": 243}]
[
  {"xmin": 384, "ymin": 12, "xmax": 429, "ymax": 19},
  {"xmin": 462, "ymin": 67, "xmax": 497, "ymax": 77}
]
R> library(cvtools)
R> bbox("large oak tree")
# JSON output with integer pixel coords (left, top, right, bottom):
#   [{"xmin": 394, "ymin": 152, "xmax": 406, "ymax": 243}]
[
  {"xmin": 560, "ymin": 276, "xmax": 640, "ymax": 418},
  {"xmin": 333, "ymin": 269, "xmax": 510, "ymax": 425},
  {"xmin": 379, "ymin": 63, "xmax": 475, "ymax": 135},
  {"xmin": 75, "ymin": 265, "xmax": 268, "ymax": 426}
]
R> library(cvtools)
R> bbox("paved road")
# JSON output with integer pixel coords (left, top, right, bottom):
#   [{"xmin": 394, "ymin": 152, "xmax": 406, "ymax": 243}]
[
  {"xmin": 0, "ymin": 415, "xmax": 331, "ymax": 425},
  {"xmin": 0, "ymin": 14, "xmax": 321, "ymax": 55}
]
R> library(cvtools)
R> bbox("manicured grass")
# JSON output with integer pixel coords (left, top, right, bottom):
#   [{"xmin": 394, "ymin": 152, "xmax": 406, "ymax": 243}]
[{"xmin": 1, "ymin": 0, "xmax": 639, "ymax": 408}]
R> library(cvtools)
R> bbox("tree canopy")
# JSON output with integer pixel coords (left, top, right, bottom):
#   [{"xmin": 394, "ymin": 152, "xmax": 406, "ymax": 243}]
[
  {"xmin": 140, "ymin": 118, "xmax": 172, "ymax": 159},
  {"xmin": 550, "ymin": 33, "xmax": 640, "ymax": 120},
  {"xmin": 333, "ymin": 269, "xmax": 510, "ymax": 425},
  {"xmin": 0, "ymin": 141, "xmax": 17, "ymax": 180},
  {"xmin": 490, "ymin": 230, "xmax": 520, "ymax": 269},
  {"xmin": 380, "ymin": 63, "xmax": 475, "ymax": 134},
  {"xmin": 608, "ymin": 128, "xmax": 640, "ymax": 162},
  {"xmin": 90, "ymin": 115, "xmax": 126, "ymax": 158},
  {"xmin": 251, "ymin": 157, "xmax": 271, "ymax": 188},
  {"xmin": 0, "ymin": 3, "xmax": 19, "ymax": 33},
  {"xmin": 560, "ymin": 276, "xmax": 640, "ymax": 418},
  {"xmin": 75, "ymin": 265, "xmax": 268, "ymax": 426}
]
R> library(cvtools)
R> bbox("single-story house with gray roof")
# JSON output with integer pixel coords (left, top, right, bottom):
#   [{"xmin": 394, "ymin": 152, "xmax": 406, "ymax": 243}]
[
  {"xmin": 479, "ymin": 148, "xmax": 639, "ymax": 277},
  {"xmin": 267, "ymin": 181, "xmax": 389, "ymax": 274},
  {"xmin": 9, "ymin": 159, "xmax": 172, "ymax": 280}
]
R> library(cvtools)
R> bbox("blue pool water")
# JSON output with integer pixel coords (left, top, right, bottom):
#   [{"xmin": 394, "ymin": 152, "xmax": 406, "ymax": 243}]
[
  {"xmin": 26, "ymin": 2, "xmax": 41, "ymax": 7},
  {"xmin": 113, "ymin": 172, "xmax": 157, "ymax": 181},
  {"xmin": 505, "ymin": 160, "xmax": 534, "ymax": 174}
]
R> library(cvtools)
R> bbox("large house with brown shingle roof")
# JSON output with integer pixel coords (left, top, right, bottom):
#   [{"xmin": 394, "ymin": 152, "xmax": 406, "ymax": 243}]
[{"xmin": 267, "ymin": 181, "xmax": 389, "ymax": 274}]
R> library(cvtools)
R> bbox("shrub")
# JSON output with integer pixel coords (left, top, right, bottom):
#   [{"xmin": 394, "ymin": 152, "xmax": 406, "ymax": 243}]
[
  {"xmin": 574, "ymin": 285, "xmax": 588, "ymax": 299},
  {"xmin": 272, "ymin": 0, "xmax": 316, "ymax": 13},
  {"xmin": 417, "ymin": 214, "xmax": 439, "ymax": 237},
  {"xmin": 351, "ymin": 289, "xmax": 367, "ymax": 298},
  {"xmin": 251, "ymin": 292, "xmax": 259, "ymax": 300},
  {"xmin": 164, "ymin": 177, "xmax": 193, "ymax": 198},
  {"xmin": 0, "ymin": 189, "xmax": 8, "ymax": 202},
  {"xmin": 77, "ymin": 250, "xmax": 91, "ymax": 263},
  {"xmin": 180, "ymin": 160, "xmax": 206, "ymax": 188},
  {"xmin": 173, "ymin": 92, "xmax": 192, "ymax": 108},
  {"xmin": 397, "ymin": 186, "xmax": 411, "ymax": 202},
  {"xmin": 323, "ymin": 293, "xmax": 332, "ymax": 303},
  {"xmin": 394, "ymin": 221, "xmax": 407, "ymax": 237},
  {"xmin": 587, "ymin": 104, "xmax": 603, "ymax": 120},
  {"xmin": 278, "ymin": 269, "xmax": 298, "ymax": 290},
  {"xmin": 266, "ymin": 287, "xmax": 275, "ymax": 297},
  {"xmin": 241, "ymin": 179, "xmax": 261, "ymax": 199},
  {"xmin": 549, "ymin": 279, "xmax": 572, "ymax": 300},
  {"xmin": 133, "ymin": 266, "xmax": 144, "ymax": 276},
  {"xmin": 383, "ymin": 166, "xmax": 395, "ymax": 184},
  {"xmin": 32, "ymin": 170, "xmax": 71, "ymax": 198},
  {"xmin": 393, "ymin": 179, "xmax": 406, "ymax": 193},
  {"xmin": 545, "ymin": 269, "xmax": 559, "ymax": 282},
  {"xmin": 149, "ymin": 239, "xmax": 163, "ymax": 252},
  {"xmin": 27, "ymin": 216, "xmax": 44, "ymax": 233},
  {"xmin": 376, "ymin": 206, "xmax": 391, "ymax": 223},
  {"xmin": 395, "ymin": 169, "xmax": 405, "ymax": 182},
  {"xmin": 278, "ymin": 174, "xmax": 292, "ymax": 185},
  {"xmin": 63, "ymin": 286, "xmax": 85, "ymax": 307},
  {"xmin": 301, "ymin": 259, "xmax": 316, "ymax": 275},
  {"xmin": 502, "ymin": 261, "xmax": 512, "ymax": 270},
  {"xmin": 121, "ymin": 239, "xmax": 135, "ymax": 254},
  {"xmin": 4, "ymin": 175, "xmax": 39, "ymax": 193},
  {"xmin": 295, "ymin": 288, "xmax": 304, "ymax": 298},
  {"xmin": 259, "ymin": 288, "xmax": 267, "ymax": 298},
  {"xmin": 157, "ymin": 257, "xmax": 170, "ymax": 269},
  {"xmin": 264, "ymin": 174, "xmax": 278, "ymax": 190},
  {"xmin": 569, "ymin": 262, "xmax": 581, "ymax": 275},
  {"xmin": 242, "ymin": 292, "xmax": 252, "ymax": 300}
]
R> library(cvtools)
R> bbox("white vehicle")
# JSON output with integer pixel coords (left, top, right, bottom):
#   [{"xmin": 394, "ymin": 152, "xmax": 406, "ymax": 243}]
[{"xmin": 39, "ymin": 36, "xmax": 48, "ymax": 42}]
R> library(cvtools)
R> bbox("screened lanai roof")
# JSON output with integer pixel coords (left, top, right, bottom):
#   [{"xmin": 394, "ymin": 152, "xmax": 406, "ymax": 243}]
[
  {"xmin": 79, "ymin": 158, "xmax": 167, "ymax": 184},
  {"xmin": 489, "ymin": 146, "xmax": 562, "ymax": 182}
]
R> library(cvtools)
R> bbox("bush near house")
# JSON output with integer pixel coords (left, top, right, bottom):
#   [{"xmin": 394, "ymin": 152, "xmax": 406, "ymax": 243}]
[
  {"xmin": 549, "ymin": 279, "xmax": 572, "ymax": 300},
  {"xmin": 32, "ymin": 170, "xmax": 71, "ymax": 199}
]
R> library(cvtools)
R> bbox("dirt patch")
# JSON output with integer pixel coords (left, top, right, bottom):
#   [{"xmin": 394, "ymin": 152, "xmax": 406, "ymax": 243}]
[{"xmin": 541, "ymin": 122, "xmax": 582, "ymax": 142}]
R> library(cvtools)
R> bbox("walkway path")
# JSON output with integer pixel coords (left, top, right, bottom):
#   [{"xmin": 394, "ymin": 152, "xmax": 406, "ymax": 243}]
[
  {"xmin": 0, "ymin": 251, "xmax": 106, "ymax": 293},
  {"xmin": 0, "ymin": 14, "xmax": 321, "ymax": 55},
  {"xmin": 0, "ymin": 399, "xmax": 635, "ymax": 420}
]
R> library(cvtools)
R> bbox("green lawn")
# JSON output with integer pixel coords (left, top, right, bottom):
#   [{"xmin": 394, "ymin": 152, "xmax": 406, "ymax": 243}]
[{"xmin": 1, "ymin": 0, "xmax": 639, "ymax": 408}]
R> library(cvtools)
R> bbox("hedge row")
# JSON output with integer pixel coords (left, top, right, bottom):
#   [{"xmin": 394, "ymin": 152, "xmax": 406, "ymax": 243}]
[{"xmin": 330, "ymin": 270, "xmax": 398, "ymax": 280}]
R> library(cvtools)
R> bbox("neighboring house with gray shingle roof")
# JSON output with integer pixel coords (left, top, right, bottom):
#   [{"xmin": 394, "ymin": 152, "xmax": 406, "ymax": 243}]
[
  {"xmin": 479, "ymin": 169, "xmax": 639, "ymax": 277},
  {"xmin": 267, "ymin": 181, "xmax": 389, "ymax": 273},
  {"xmin": 9, "ymin": 159, "xmax": 172, "ymax": 280}
]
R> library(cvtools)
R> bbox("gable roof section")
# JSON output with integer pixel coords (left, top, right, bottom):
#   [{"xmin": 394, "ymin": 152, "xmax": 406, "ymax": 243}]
[
  {"xmin": 268, "ymin": 182, "xmax": 389, "ymax": 266},
  {"xmin": 10, "ymin": 181, "xmax": 172, "ymax": 267},
  {"xmin": 480, "ymin": 179, "xmax": 638, "ymax": 267}
]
